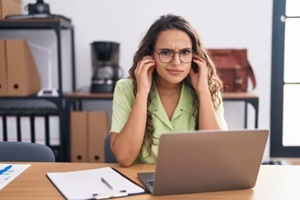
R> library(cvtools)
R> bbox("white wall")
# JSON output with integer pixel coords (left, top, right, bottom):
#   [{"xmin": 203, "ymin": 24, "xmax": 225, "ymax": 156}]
[{"xmin": 22, "ymin": 0, "xmax": 273, "ymax": 160}]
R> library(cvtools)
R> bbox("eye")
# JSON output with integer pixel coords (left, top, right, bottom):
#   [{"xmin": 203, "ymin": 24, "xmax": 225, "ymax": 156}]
[
  {"xmin": 181, "ymin": 49, "xmax": 192, "ymax": 55},
  {"xmin": 160, "ymin": 50, "xmax": 172, "ymax": 56}
]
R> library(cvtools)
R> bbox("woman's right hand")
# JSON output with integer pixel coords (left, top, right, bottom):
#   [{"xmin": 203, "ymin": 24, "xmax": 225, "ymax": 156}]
[{"xmin": 134, "ymin": 56, "xmax": 156, "ymax": 95}]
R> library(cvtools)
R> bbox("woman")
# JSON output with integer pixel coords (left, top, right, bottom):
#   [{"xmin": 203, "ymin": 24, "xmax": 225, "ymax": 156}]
[{"xmin": 110, "ymin": 14, "xmax": 228, "ymax": 167}]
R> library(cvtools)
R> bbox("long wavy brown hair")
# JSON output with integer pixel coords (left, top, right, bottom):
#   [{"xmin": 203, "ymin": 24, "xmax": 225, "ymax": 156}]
[{"xmin": 128, "ymin": 14, "xmax": 223, "ymax": 158}]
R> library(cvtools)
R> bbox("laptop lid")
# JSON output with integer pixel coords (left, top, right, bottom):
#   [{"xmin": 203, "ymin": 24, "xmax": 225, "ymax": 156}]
[{"xmin": 138, "ymin": 129, "xmax": 269, "ymax": 195}]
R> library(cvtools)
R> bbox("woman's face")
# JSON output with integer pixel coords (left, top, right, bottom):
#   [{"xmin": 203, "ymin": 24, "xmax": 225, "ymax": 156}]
[{"xmin": 153, "ymin": 29, "xmax": 193, "ymax": 85}]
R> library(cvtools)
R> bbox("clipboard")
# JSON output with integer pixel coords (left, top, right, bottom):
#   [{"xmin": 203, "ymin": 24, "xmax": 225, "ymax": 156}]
[{"xmin": 46, "ymin": 167, "xmax": 148, "ymax": 200}]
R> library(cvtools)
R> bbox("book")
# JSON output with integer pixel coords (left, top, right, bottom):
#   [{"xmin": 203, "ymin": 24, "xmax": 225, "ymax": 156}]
[
  {"xmin": 46, "ymin": 167, "xmax": 146, "ymax": 200},
  {"xmin": 0, "ymin": 164, "xmax": 31, "ymax": 190}
]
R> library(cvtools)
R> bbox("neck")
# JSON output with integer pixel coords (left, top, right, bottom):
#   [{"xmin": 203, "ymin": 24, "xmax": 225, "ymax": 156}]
[{"xmin": 155, "ymin": 78, "xmax": 181, "ymax": 95}]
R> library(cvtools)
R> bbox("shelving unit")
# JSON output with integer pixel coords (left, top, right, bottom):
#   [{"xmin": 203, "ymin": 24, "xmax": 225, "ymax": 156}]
[{"xmin": 0, "ymin": 18, "xmax": 76, "ymax": 162}]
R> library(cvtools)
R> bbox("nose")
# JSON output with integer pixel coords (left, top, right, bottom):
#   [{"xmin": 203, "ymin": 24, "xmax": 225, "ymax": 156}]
[{"xmin": 171, "ymin": 52, "xmax": 181, "ymax": 66}]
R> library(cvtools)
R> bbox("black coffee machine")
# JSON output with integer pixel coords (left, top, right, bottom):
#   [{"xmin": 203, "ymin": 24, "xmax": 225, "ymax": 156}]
[{"xmin": 90, "ymin": 41, "xmax": 122, "ymax": 93}]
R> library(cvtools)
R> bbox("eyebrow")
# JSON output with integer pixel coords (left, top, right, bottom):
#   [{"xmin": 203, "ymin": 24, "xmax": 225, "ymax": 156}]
[{"xmin": 157, "ymin": 47, "xmax": 192, "ymax": 51}]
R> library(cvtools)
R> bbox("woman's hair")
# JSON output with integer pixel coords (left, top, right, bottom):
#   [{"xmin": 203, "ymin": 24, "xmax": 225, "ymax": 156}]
[{"xmin": 128, "ymin": 14, "xmax": 223, "ymax": 158}]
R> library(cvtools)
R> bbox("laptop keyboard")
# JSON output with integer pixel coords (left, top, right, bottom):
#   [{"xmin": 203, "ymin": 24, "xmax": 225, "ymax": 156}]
[{"xmin": 147, "ymin": 180, "xmax": 155, "ymax": 187}]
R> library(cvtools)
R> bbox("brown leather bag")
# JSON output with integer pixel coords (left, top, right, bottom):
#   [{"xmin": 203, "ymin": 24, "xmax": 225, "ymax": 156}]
[{"xmin": 208, "ymin": 49, "xmax": 256, "ymax": 92}]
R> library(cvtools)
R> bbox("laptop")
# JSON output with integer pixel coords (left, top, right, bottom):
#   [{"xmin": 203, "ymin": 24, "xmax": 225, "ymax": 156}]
[{"xmin": 138, "ymin": 129, "xmax": 269, "ymax": 195}]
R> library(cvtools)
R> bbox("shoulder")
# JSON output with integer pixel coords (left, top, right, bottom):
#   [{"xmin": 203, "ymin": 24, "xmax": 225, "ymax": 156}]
[
  {"xmin": 114, "ymin": 78, "xmax": 135, "ymax": 102},
  {"xmin": 115, "ymin": 78, "xmax": 134, "ymax": 92}
]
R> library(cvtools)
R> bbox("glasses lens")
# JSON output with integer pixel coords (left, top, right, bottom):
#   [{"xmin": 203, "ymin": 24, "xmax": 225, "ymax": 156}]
[
  {"xmin": 180, "ymin": 50, "xmax": 193, "ymax": 63},
  {"xmin": 159, "ymin": 51, "xmax": 173, "ymax": 63}
]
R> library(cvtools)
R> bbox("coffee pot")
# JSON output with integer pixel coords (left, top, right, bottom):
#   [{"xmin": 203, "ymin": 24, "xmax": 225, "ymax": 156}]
[{"xmin": 90, "ymin": 41, "xmax": 122, "ymax": 93}]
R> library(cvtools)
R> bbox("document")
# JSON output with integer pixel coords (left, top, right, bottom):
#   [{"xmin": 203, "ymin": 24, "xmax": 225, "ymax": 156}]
[
  {"xmin": 6, "ymin": 116, "xmax": 17, "ymax": 141},
  {"xmin": 34, "ymin": 116, "xmax": 46, "ymax": 144},
  {"xmin": 47, "ymin": 167, "xmax": 146, "ymax": 200},
  {"xmin": 20, "ymin": 116, "xmax": 31, "ymax": 142},
  {"xmin": 0, "ymin": 164, "xmax": 31, "ymax": 190},
  {"xmin": 49, "ymin": 115, "xmax": 60, "ymax": 146}
]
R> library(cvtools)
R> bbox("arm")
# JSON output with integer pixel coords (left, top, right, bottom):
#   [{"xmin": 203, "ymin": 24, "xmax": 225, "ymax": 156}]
[
  {"xmin": 110, "ymin": 92, "xmax": 148, "ymax": 167},
  {"xmin": 197, "ymin": 88, "xmax": 221, "ymax": 130},
  {"xmin": 190, "ymin": 56, "xmax": 222, "ymax": 130},
  {"xmin": 110, "ymin": 56, "xmax": 155, "ymax": 167}
]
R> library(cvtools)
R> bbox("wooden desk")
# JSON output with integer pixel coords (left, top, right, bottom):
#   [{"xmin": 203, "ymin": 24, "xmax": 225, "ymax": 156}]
[
  {"xmin": 1, "ymin": 162, "xmax": 300, "ymax": 200},
  {"xmin": 222, "ymin": 92, "xmax": 259, "ymax": 128}
]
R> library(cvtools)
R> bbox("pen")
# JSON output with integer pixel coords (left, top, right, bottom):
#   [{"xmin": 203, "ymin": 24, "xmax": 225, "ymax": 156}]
[
  {"xmin": 91, "ymin": 177, "xmax": 128, "ymax": 199},
  {"xmin": 101, "ymin": 177, "xmax": 113, "ymax": 190},
  {"xmin": 0, "ymin": 165, "xmax": 13, "ymax": 175}
]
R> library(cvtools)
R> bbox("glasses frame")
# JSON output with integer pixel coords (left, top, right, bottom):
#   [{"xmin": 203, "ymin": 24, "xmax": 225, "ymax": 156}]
[{"xmin": 153, "ymin": 49, "xmax": 194, "ymax": 64}]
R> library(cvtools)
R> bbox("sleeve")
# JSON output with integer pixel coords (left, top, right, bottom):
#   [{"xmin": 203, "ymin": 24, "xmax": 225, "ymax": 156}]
[
  {"xmin": 110, "ymin": 79, "xmax": 135, "ymax": 133},
  {"xmin": 215, "ymin": 92, "xmax": 229, "ymax": 130}
]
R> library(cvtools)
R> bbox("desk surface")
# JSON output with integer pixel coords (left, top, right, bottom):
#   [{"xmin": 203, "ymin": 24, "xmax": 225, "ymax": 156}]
[
  {"xmin": 0, "ymin": 163, "xmax": 299, "ymax": 200},
  {"xmin": 222, "ymin": 92, "xmax": 258, "ymax": 99},
  {"xmin": 65, "ymin": 92, "xmax": 114, "ymax": 99}
]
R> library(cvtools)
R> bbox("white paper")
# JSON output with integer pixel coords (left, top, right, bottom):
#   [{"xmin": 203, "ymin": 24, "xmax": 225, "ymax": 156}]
[
  {"xmin": 0, "ymin": 164, "xmax": 31, "ymax": 190},
  {"xmin": 49, "ymin": 115, "xmax": 60, "ymax": 145},
  {"xmin": 34, "ymin": 116, "xmax": 46, "ymax": 145},
  {"xmin": 0, "ymin": 116, "xmax": 3, "ymax": 141},
  {"xmin": 6, "ymin": 116, "xmax": 17, "ymax": 141},
  {"xmin": 47, "ymin": 167, "xmax": 145, "ymax": 200},
  {"xmin": 20, "ymin": 116, "xmax": 31, "ymax": 142}
]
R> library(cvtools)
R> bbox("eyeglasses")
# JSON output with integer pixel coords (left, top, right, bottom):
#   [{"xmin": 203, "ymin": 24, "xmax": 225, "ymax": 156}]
[{"xmin": 154, "ymin": 48, "xmax": 193, "ymax": 63}]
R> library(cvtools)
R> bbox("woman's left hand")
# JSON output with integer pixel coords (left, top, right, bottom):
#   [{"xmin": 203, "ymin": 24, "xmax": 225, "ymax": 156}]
[{"xmin": 189, "ymin": 55, "xmax": 209, "ymax": 94}]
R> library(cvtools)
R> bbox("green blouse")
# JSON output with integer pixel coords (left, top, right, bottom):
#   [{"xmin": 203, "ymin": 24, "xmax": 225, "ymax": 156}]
[{"xmin": 110, "ymin": 78, "xmax": 228, "ymax": 164}]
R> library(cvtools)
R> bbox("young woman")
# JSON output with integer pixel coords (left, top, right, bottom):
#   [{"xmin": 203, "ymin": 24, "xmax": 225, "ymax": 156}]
[{"xmin": 110, "ymin": 14, "xmax": 228, "ymax": 167}]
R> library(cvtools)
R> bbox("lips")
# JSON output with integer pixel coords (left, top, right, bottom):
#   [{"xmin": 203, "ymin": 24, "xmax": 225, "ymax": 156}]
[{"xmin": 167, "ymin": 69, "xmax": 183, "ymax": 75}]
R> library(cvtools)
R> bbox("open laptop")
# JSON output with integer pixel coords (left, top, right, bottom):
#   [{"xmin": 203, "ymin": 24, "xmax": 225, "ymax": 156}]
[{"xmin": 138, "ymin": 129, "xmax": 269, "ymax": 195}]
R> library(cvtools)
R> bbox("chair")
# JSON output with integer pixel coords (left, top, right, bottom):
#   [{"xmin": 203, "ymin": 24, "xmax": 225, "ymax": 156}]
[
  {"xmin": 104, "ymin": 133, "xmax": 117, "ymax": 163},
  {"xmin": 0, "ymin": 141, "xmax": 56, "ymax": 162}
]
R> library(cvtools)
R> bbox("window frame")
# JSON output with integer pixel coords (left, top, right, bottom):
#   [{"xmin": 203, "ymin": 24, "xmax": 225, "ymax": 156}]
[{"xmin": 271, "ymin": 0, "xmax": 300, "ymax": 157}]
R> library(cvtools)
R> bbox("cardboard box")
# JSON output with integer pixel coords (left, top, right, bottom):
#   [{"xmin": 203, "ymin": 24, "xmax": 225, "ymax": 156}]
[
  {"xmin": 0, "ymin": 40, "xmax": 8, "ymax": 96},
  {"xmin": 70, "ymin": 111, "xmax": 110, "ymax": 163},
  {"xmin": 87, "ymin": 111, "xmax": 109, "ymax": 163},
  {"xmin": 70, "ymin": 111, "xmax": 88, "ymax": 162},
  {"xmin": 0, "ymin": 0, "xmax": 21, "ymax": 19},
  {"xmin": 6, "ymin": 39, "xmax": 41, "ymax": 96}
]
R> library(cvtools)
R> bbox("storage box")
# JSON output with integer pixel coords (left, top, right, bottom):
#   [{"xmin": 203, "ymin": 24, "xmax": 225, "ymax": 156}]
[
  {"xmin": 6, "ymin": 40, "xmax": 41, "ymax": 96},
  {"xmin": 88, "ymin": 111, "xmax": 109, "ymax": 163},
  {"xmin": 70, "ymin": 111, "xmax": 88, "ymax": 162},
  {"xmin": 70, "ymin": 111, "xmax": 110, "ymax": 163},
  {"xmin": 0, "ymin": 40, "xmax": 8, "ymax": 96},
  {"xmin": 0, "ymin": 0, "xmax": 21, "ymax": 19}
]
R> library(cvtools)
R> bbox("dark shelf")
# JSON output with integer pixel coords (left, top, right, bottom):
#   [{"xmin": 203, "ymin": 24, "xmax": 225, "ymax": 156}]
[{"xmin": 0, "ymin": 18, "xmax": 73, "ymax": 29}]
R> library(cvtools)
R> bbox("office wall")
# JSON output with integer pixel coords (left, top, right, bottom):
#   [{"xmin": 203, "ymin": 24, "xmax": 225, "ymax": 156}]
[{"xmin": 21, "ymin": 0, "xmax": 272, "ymax": 160}]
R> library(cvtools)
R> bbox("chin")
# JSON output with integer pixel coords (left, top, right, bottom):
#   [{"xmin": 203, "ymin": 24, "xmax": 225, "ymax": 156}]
[{"xmin": 165, "ymin": 76, "xmax": 186, "ymax": 84}]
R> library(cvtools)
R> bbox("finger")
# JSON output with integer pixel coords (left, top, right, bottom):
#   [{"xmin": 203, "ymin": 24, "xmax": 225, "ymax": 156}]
[
  {"xmin": 193, "ymin": 54, "xmax": 203, "ymax": 61},
  {"xmin": 148, "ymin": 65, "xmax": 155, "ymax": 75},
  {"xmin": 192, "ymin": 56, "xmax": 204, "ymax": 65},
  {"xmin": 135, "ymin": 59, "xmax": 155, "ymax": 75},
  {"xmin": 142, "ymin": 60, "xmax": 156, "ymax": 74},
  {"xmin": 193, "ymin": 57, "xmax": 207, "ymax": 72},
  {"xmin": 137, "ymin": 57, "xmax": 155, "ymax": 70},
  {"xmin": 142, "ymin": 55, "xmax": 154, "ymax": 60}
]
